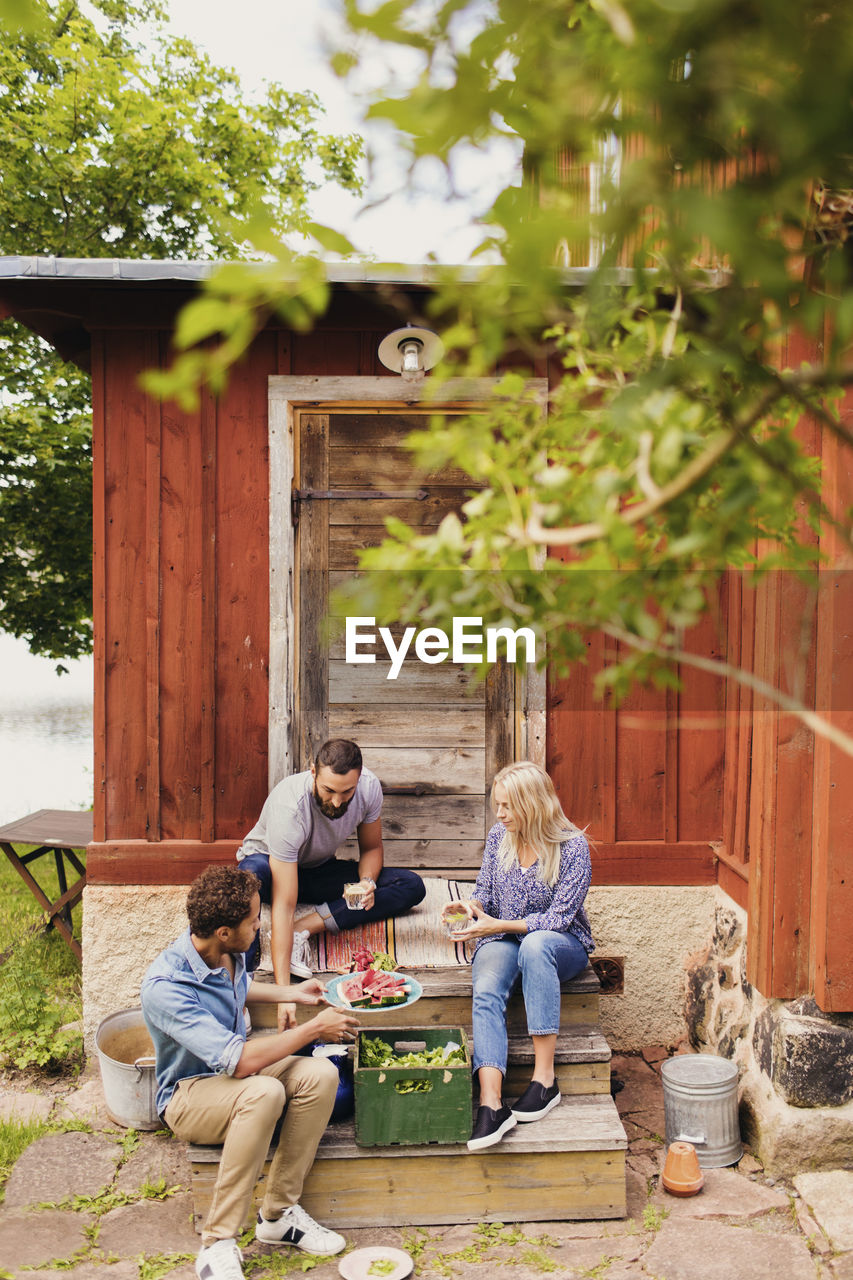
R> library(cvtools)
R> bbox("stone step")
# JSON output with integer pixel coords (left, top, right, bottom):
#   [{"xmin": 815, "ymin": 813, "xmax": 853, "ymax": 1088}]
[
  {"xmin": 252, "ymin": 962, "xmax": 601, "ymax": 1034},
  {"xmin": 189, "ymin": 1093, "xmax": 628, "ymax": 1229}
]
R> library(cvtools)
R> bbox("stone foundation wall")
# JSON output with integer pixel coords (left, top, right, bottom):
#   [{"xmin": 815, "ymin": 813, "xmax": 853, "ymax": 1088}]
[
  {"xmin": 82, "ymin": 885, "xmax": 188, "ymax": 1050},
  {"xmin": 586, "ymin": 885, "xmax": 716, "ymax": 1051},
  {"xmin": 82, "ymin": 882, "xmax": 718, "ymax": 1054},
  {"xmin": 685, "ymin": 888, "xmax": 853, "ymax": 1176}
]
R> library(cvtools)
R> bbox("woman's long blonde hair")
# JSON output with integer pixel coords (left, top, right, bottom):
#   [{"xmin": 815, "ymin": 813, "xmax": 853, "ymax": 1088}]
[{"xmin": 491, "ymin": 761, "xmax": 582, "ymax": 887}]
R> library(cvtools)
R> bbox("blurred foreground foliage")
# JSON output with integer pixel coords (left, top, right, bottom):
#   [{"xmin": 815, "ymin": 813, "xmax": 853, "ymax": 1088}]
[{"xmin": 0, "ymin": 0, "xmax": 362, "ymax": 662}]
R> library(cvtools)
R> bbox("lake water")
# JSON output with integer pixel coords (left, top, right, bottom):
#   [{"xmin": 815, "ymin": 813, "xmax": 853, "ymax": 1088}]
[{"xmin": 0, "ymin": 633, "xmax": 94, "ymax": 827}]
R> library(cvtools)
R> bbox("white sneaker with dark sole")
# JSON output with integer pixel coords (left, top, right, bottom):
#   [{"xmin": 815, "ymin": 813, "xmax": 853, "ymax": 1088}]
[
  {"xmin": 256, "ymin": 1204, "xmax": 346, "ymax": 1255},
  {"xmin": 195, "ymin": 1239, "xmax": 244, "ymax": 1280}
]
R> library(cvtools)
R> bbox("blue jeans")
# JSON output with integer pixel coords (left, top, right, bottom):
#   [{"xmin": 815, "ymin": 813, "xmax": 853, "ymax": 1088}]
[
  {"xmin": 239, "ymin": 853, "xmax": 425, "ymax": 970},
  {"xmin": 471, "ymin": 931, "xmax": 590, "ymax": 1075}
]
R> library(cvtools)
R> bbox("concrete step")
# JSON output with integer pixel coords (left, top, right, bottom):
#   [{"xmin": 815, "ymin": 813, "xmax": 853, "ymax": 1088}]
[{"xmin": 189, "ymin": 1093, "xmax": 628, "ymax": 1229}]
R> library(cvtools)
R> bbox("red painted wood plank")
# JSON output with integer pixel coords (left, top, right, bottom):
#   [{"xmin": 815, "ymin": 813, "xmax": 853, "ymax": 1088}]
[
  {"xmin": 102, "ymin": 332, "xmax": 151, "ymax": 838},
  {"xmin": 812, "ymin": 359, "xmax": 853, "ymax": 1009},
  {"xmin": 547, "ymin": 632, "xmax": 613, "ymax": 834},
  {"xmin": 590, "ymin": 841, "xmax": 716, "ymax": 885},
  {"xmin": 676, "ymin": 604, "xmax": 726, "ymax": 844},
  {"xmin": 91, "ymin": 333, "xmax": 107, "ymax": 843},
  {"xmin": 85, "ymin": 837, "xmax": 716, "ymax": 886},
  {"xmin": 614, "ymin": 679, "xmax": 667, "ymax": 842},
  {"xmin": 292, "ymin": 329, "xmax": 363, "ymax": 377},
  {"xmin": 87, "ymin": 840, "xmax": 240, "ymax": 883},
  {"xmin": 213, "ymin": 335, "xmax": 274, "ymax": 839},
  {"xmin": 200, "ymin": 389, "xmax": 217, "ymax": 844},
  {"xmin": 145, "ymin": 333, "xmax": 162, "ymax": 842},
  {"xmin": 158, "ymin": 379, "xmax": 204, "ymax": 839}
]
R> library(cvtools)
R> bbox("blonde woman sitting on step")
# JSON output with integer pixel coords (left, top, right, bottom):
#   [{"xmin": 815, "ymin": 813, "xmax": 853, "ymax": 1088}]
[{"xmin": 442, "ymin": 761, "xmax": 594, "ymax": 1151}]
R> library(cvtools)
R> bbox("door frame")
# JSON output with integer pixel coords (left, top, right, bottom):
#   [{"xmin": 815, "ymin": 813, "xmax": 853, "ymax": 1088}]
[{"xmin": 267, "ymin": 375, "xmax": 548, "ymax": 788}]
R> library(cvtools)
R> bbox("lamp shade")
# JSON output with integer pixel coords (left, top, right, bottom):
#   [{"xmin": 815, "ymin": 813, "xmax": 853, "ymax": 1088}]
[{"xmin": 378, "ymin": 325, "xmax": 445, "ymax": 373}]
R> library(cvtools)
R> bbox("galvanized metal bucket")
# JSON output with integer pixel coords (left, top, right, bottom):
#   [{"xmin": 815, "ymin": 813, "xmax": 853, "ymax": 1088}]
[
  {"xmin": 661, "ymin": 1053, "xmax": 742, "ymax": 1168},
  {"xmin": 95, "ymin": 1008, "xmax": 159, "ymax": 1130}
]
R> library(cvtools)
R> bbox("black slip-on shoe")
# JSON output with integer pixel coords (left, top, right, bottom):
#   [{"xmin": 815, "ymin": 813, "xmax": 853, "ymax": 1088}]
[
  {"xmin": 510, "ymin": 1079, "xmax": 561, "ymax": 1122},
  {"xmin": 467, "ymin": 1104, "xmax": 518, "ymax": 1151}
]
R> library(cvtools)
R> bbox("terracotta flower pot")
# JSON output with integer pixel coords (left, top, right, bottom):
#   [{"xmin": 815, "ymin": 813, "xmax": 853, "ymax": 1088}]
[{"xmin": 661, "ymin": 1140, "xmax": 705, "ymax": 1196}]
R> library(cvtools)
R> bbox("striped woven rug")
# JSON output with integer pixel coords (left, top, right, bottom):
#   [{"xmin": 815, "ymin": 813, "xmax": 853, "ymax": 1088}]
[{"xmin": 260, "ymin": 876, "xmax": 477, "ymax": 974}]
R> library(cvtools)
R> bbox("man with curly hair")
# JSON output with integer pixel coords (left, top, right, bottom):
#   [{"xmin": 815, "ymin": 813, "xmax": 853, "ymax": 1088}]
[{"xmin": 141, "ymin": 865, "xmax": 359, "ymax": 1280}]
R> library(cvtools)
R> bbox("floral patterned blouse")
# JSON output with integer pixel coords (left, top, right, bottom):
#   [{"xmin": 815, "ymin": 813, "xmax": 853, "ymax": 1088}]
[{"xmin": 471, "ymin": 822, "xmax": 595, "ymax": 955}]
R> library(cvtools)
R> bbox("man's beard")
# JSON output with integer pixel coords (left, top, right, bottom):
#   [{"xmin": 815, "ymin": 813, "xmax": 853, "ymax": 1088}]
[{"xmin": 313, "ymin": 781, "xmax": 352, "ymax": 820}]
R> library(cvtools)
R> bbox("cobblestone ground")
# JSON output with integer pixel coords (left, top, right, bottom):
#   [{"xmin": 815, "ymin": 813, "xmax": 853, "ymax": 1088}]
[{"xmin": 2, "ymin": 1050, "xmax": 851, "ymax": 1280}]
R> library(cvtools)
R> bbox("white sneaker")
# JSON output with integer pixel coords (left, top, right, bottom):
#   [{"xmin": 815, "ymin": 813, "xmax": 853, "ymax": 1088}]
[
  {"xmin": 195, "ymin": 1238, "xmax": 244, "ymax": 1280},
  {"xmin": 290, "ymin": 929, "xmax": 313, "ymax": 979},
  {"xmin": 256, "ymin": 1203, "xmax": 346, "ymax": 1255}
]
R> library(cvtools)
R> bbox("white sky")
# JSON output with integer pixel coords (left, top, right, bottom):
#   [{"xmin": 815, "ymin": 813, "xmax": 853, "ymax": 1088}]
[{"xmin": 163, "ymin": 0, "xmax": 519, "ymax": 263}]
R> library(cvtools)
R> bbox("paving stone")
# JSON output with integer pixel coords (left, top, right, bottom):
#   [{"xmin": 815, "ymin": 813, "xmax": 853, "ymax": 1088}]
[
  {"xmin": 552, "ymin": 1235, "xmax": 643, "ymax": 1272},
  {"xmin": 653, "ymin": 1167, "xmax": 790, "ymax": 1220},
  {"xmin": 628, "ymin": 1151, "xmax": 659, "ymax": 1184},
  {"xmin": 96, "ymin": 1193, "xmax": 199, "ymax": 1256},
  {"xmin": 53, "ymin": 1263, "xmax": 140, "ymax": 1280},
  {"xmin": 613, "ymin": 1068, "xmax": 665, "ymax": 1118},
  {"xmin": 113, "ymin": 1132, "xmax": 191, "ymax": 1193},
  {"xmin": 55, "ymin": 1077, "xmax": 111, "ymax": 1127},
  {"xmin": 642, "ymin": 1045, "xmax": 669, "ymax": 1066},
  {"xmin": 829, "ymin": 1256, "xmax": 853, "ymax": 1280},
  {"xmin": 793, "ymin": 1170, "xmax": 853, "ymax": 1251},
  {"xmin": 643, "ymin": 1218, "xmax": 816, "ymax": 1280},
  {"xmin": 0, "ymin": 1089, "xmax": 55, "ymax": 1124},
  {"xmin": 625, "ymin": 1164, "xmax": 650, "ymax": 1221},
  {"xmin": 534, "ymin": 1220, "xmax": 633, "ymax": 1241},
  {"xmin": 738, "ymin": 1152, "xmax": 765, "ymax": 1175},
  {"xmin": 3, "ymin": 1131, "xmax": 122, "ymax": 1208},
  {"xmin": 794, "ymin": 1201, "xmax": 832, "ymax": 1253},
  {"xmin": 629, "ymin": 1137, "xmax": 662, "ymax": 1154},
  {"xmin": 148, "ymin": 1265, "xmax": 196, "ymax": 1280},
  {"xmin": 0, "ymin": 1208, "xmax": 96, "ymax": 1270}
]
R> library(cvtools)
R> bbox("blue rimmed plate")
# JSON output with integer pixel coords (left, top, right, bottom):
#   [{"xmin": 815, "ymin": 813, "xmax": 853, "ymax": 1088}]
[{"xmin": 324, "ymin": 971, "xmax": 423, "ymax": 1012}]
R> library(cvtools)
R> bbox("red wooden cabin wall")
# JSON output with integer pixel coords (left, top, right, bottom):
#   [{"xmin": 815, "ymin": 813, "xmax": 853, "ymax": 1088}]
[{"xmin": 548, "ymin": 605, "xmax": 725, "ymax": 887}]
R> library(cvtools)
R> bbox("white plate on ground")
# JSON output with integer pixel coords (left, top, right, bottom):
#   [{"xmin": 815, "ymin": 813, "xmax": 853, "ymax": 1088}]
[{"xmin": 338, "ymin": 1245, "xmax": 414, "ymax": 1280}]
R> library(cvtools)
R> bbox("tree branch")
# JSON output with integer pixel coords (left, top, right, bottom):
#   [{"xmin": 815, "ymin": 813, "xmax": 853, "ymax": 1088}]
[
  {"xmin": 526, "ymin": 363, "xmax": 853, "ymax": 550},
  {"xmin": 602, "ymin": 623, "xmax": 853, "ymax": 760}
]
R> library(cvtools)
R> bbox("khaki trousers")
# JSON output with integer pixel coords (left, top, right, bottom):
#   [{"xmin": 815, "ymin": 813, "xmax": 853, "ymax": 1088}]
[{"xmin": 165, "ymin": 1055, "xmax": 338, "ymax": 1245}]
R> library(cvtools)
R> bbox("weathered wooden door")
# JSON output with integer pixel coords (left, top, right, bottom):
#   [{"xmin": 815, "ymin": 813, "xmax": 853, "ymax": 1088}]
[
  {"xmin": 293, "ymin": 406, "xmax": 515, "ymax": 878},
  {"xmin": 268, "ymin": 378, "xmax": 546, "ymax": 881}
]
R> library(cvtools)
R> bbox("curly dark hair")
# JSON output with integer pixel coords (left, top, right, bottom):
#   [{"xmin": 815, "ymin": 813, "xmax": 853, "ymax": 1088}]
[
  {"xmin": 186, "ymin": 865, "xmax": 260, "ymax": 937},
  {"xmin": 316, "ymin": 738, "xmax": 362, "ymax": 775}
]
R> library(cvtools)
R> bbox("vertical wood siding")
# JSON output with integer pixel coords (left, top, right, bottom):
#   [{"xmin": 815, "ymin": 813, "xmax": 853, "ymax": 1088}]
[{"xmin": 547, "ymin": 614, "xmax": 724, "ymax": 885}]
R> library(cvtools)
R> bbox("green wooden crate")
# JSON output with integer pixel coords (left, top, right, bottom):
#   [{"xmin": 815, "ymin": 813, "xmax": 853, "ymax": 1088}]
[{"xmin": 354, "ymin": 1027, "xmax": 473, "ymax": 1147}]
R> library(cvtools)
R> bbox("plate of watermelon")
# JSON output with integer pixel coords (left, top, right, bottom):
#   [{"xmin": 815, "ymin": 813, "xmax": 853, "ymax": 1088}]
[{"xmin": 325, "ymin": 968, "xmax": 423, "ymax": 1011}]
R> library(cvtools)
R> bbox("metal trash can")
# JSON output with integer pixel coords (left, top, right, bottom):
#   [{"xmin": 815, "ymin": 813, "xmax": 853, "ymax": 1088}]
[{"xmin": 661, "ymin": 1054, "xmax": 742, "ymax": 1168}]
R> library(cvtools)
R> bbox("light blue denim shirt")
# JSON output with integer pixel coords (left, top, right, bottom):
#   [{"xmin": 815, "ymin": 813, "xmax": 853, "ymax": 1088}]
[{"xmin": 141, "ymin": 927, "xmax": 249, "ymax": 1118}]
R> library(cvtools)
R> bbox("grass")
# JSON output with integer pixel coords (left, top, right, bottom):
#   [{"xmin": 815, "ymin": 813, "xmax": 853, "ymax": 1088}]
[
  {"xmin": 0, "ymin": 844, "xmax": 84, "ymax": 1072},
  {"xmin": 0, "ymin": 1115, "xmax": 53, "ymax": 1202}
]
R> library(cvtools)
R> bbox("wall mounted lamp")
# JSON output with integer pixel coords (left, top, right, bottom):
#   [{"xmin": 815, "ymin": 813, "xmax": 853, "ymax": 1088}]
[{"xmin": 378, "ymin": 325, "xmax": 445, "ymax": 376}]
